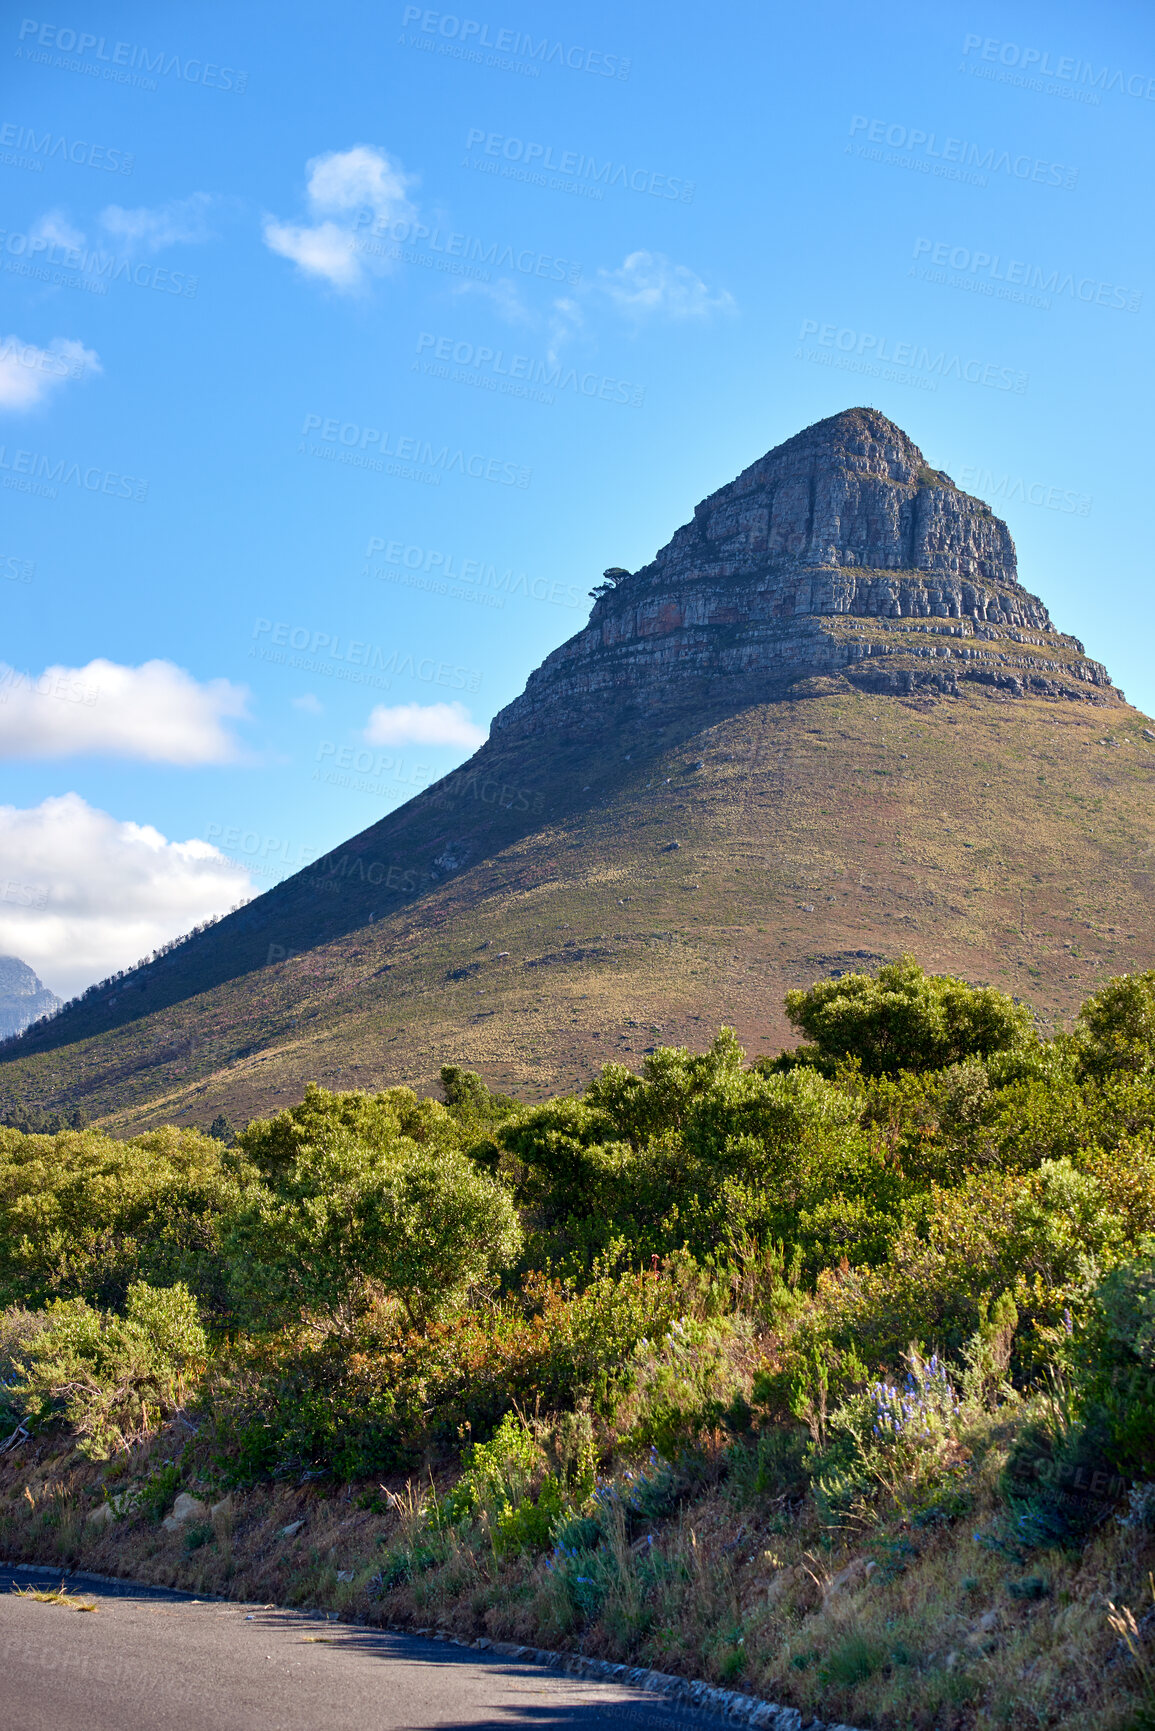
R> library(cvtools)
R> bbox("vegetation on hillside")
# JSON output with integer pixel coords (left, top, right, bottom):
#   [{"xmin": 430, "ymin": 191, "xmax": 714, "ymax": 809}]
[
  {"xmin": 3, "ymin": 694, "xmax": 1153, "ymax": 1137},
  {"xmin": 2, "ymin": 959, "xmax": 1155, "ymax": 1729}
]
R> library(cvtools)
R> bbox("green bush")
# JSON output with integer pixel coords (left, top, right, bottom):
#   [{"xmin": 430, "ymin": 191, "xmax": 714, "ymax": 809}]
[
  {"xmin": 505, "ymin": 1043, "xmax": 896, "ymax": 1277},
  {"xmin": 235, "ymin": 1083, "xmax": 461, "ymax": 1178},
  {"xmin": 822, "ymin": 1158, "xmax": 1129, "ymax": 1367},
  {"xmin": 443, "ymin": 1411, "xmax": 568, "ymax": 1554},
  {"xmin": 0, "ymin": 1124, "xmax": 253, "ymax": 1315},
  {"xmin": 809, "ymin": 1349, "xmax": 962, "ymax": 1520},
  {"xmin": 622, "ymin": 1316, "xmax": 746, "ymax": 1459},
  {"xmin": 725, "ymin": 1426, "xmax": 809, "ymax": 1503},
  {"xmin": 1000, "ymin": 1399, "xmax": 1114, "ymax": 1552},
  {"xmin": 583, "ymin": 1029, "xmax": 746, "ymax": 1146},
  {"xmin": 1073, "ymin": 1237, "xmax": 1155, "ymax": 1477},
  {"xmin": 226, "ymin": 1128, "xmax": 522, "ymax": 1332},
  {"xmin": 782, "ymin": 956, "xmax": 1036, "ymax": 1078},
  {"xmin": 11, "ymin": 1280, "xmax": 208, "ymax": 1457},
  {"xmin": 1075, "ymin": 971, "xmax": 1155, "ymax": 1080}
]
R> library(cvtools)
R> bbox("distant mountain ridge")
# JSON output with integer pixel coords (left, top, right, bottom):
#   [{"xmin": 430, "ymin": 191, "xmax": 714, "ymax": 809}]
[
  {"xmin": 1, "ymin": 408, "xmax": 1151, "ymax": 1132},
  {"xmin": 0, "ymin": 956, "xmax": 61, "ymax": 1040}
]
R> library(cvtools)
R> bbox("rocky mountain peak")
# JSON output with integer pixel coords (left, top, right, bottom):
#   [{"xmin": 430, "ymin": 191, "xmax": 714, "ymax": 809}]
[
  {"xmin": 494, "ymin": 408, "xmax": 1115, "ymax": 738},
  {"xmin": 650, "ymin": 405, "xmax": 1017, "ymax": 588},
  {"xmin": 736, "ymin": 405, "xmax": 926, "ymax": 485}
]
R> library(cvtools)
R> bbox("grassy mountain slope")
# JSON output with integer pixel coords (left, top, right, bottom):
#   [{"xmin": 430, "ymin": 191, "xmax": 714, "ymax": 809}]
[{"xmin": 3, "ymin": 685, "xmax": 1153, "ymax": 1132}]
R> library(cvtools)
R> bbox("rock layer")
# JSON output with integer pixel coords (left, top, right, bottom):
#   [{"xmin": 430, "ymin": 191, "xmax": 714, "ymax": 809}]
[{"xmin": 494, "ymin": 408, "xmax": 1116, "ymax": 738}]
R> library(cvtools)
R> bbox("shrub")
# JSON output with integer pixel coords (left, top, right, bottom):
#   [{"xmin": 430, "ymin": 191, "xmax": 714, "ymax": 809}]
[
  {"xmin": 822, "ymin": 1158, "xmax": 1128, "ymax": 1368},
  {"xmin": 0, "ymin": 1307, "xmax": 46, "ymax": 1433},
  {"xmin": 0, "ymin": 1124, "xmax": 253, "ymax": 1315},
  {"xmin": 235, "ymin": 1083, "xmax": 461, "ymax": 1178},
  {"xmin": 205, "ymin": 1330, "xmax": 415, "ymax": 1483},
  {"xmin": 1073, "ymin": 1237, "xmax": 1155, "ymax": 1478},
  {"xmin": 439, "ymin": 1066, "xmax": 519, "ymax": 1129},
  {"xmin": 782, "ymin": 956, "xmax": 1036, "ymax": 1078},
  {"xmin": 725, "ymin": 1426, "xmax": 809, "ymax": 1503},
  {"xmin": 810, "ymin": 1348, "xmax": 963, "ymax": 1519},
  {"xmin": 621, "ymin": 1316, "xmax": 746, "ymax": 1460},
  {"xmin": 11, "ymin": 1280, "xmax": 208, "ymax": 1457},
  {"xmin": 500, "ymin": 1097, "xmax": 631, "ymax": 1248},
  {"xmin": 509, "ymin": 1053, "xmax": 897, "ymax": 1277},
  {"xmin": 583, "ymin": 1029, "xmax": 746, "ymax": 1147},
  {"xmin": 443, "ymin": 1411, "xmax": 567, "ymax": 1554},
  {"xmin": 226, "ymin": 1129, "xmax": 522, "ymax": 1332},
  {"xmin": 528, "ymin": 1251, "xmax": 704, "ymax": 1417},
  {"xmin": 1075, "ymin": 971, "xmax": 1155, "ymax": 1080}
]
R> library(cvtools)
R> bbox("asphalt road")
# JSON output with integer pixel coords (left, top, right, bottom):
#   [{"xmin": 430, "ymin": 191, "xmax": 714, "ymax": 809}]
[{"xmin": 0, "ymin": 1566, "xmax": 714, "ymax": 1731}]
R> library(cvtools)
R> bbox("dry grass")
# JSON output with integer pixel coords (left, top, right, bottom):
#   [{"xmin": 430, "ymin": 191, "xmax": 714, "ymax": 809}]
[{"xmin": 12, "ymin": 1583, "xmax": 98, "ymax": 1610}]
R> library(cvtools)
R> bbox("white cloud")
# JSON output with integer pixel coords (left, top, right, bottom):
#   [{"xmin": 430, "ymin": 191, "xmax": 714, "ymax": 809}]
[
  {"xmin": 363, "ymin": 701, "xmax": 486, "ymax": 749},
  {"xmin": 262, "ymin": 217, "xmax": 365, "ymax": 291},
  {"xmin": 305, "ymin": 145, "xmax": 412, "ymax": 214},
  {"xmin": 263, "ymin": 145, "xmax": 417, "ymax": 293},
  {"xmin": 0, "ymin": 793, "xmax": 254, "ymax": 999},
  {"xmin": 0, "ymin": 659, "xmax": 250, "ymax": 764},
  {"xmin": 593, "ymin": 251, "xmax": 737, "ymax": 321},
  {"xmin": 0, "ymin": 334, "xmax": 101, "ymax": 410},
  {"xmin": 99, "ymin": 192, "xmax": 215, "ymax": 252},
  {"xmin": 31, "ymin": 209, "xmax": 85, "ymax": 252},
  {"xmin": 292, "ymin": 693, "xmax": 324, "ymax": 715}
]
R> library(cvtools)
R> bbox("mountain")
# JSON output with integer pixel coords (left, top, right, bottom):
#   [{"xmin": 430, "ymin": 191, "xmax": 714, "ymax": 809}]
[
  {"xmin": 0, "ymin": 956, "xmax": 61, "ymax": 1042},
  {"xmin": 3, "ymin": 408, "xmax": 1153, "ymax": 1131}
]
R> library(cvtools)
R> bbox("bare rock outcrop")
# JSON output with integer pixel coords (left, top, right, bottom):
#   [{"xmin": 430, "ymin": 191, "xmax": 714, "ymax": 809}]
[{"xmin": 493, "ymin": 408, "xmax": 1116, "ymax": 738}]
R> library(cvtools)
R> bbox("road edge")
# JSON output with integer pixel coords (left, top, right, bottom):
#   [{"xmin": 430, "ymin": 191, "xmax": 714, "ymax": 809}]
[{"xmin": 4, "ymin": 1559, "xmax": 863, "ymax": 1731}]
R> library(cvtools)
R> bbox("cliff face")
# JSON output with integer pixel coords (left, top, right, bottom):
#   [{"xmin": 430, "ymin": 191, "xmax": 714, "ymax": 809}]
[{"xmin": 495, "ymin": 408, "xmax": 1115, "ymax": 737}]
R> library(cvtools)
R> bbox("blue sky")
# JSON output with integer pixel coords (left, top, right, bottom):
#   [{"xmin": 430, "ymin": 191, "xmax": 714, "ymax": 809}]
[{"xmin": 1, "ymin": 0, "xmax": 1152, "ymax": 996}]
